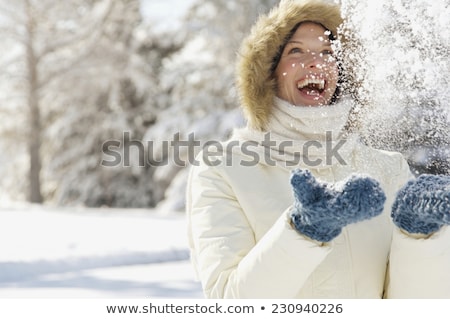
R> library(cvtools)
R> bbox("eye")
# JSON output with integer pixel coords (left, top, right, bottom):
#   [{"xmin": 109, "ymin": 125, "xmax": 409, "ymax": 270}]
[
  {"xmin": 287, "ymin": 47, "xmax": 304, "ymax": 55},
  {"xmin": 320, "ymin": 50, "xmax": 336, "ymax": 61},
  {"xmin": 321, "ymin": 50, "xmax": 334, "ymax": 56}
]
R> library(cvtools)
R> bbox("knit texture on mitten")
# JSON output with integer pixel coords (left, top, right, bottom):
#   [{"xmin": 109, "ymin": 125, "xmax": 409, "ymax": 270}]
[
  {"xmin": 391, "ymin": 174, "xmax": 450, "ymax": 235},
  {"xmin": 290, "ymin": 169, "xmax": 386, "ymax": 242}
]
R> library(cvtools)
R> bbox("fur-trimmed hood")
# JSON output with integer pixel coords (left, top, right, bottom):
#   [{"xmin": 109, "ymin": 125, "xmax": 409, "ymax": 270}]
[{"xmin": 236, "ymin": 0, "xmax": 343, "ymax": 130}]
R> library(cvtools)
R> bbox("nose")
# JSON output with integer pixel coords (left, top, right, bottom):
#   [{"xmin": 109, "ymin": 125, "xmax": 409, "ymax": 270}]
[{"xmin": 304, "ymin": 52, "xmax": 325, "ymax": 69}]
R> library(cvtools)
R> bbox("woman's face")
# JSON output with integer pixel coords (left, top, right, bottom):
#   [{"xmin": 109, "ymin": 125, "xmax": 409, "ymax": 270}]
[{"xmin": 274, "ymin": 22, "xmax": 338, "ymax": 107}]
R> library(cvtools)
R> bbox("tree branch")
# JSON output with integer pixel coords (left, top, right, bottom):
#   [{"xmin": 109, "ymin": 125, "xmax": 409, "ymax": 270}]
[
  {"xmin": 0, "ymin": 1, "xmax": 25, "ymax": 25},
  {"xmin": 36, "ymin": 0, "xmax": 114, "ymax": 62}
]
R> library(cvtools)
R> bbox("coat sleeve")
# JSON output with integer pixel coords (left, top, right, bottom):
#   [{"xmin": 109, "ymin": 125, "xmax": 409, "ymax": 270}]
[
  {"xmin": 386, "ymin": 227, "xmax": 450, "ymax": 298},
  {"xmin": 186, "ymin": 157, "xmax": 331, "ymax": 298},
  {"xmin": 384, "ymin": 157, "xmax": 450, "ymax": 298}
]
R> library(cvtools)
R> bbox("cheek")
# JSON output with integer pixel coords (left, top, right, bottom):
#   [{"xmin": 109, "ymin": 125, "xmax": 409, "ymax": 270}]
[
  {"xmin": 276, "ymin": 62, "xmax": 294, "ymax": 78},
  {"xmin": 275, "ymin": 64, "xmax": 291, "ymax": 89},
  {"xmin": 327, "ymin": 64, "xmax": 339, "ymax": 85},
  {"xmin": 276, "ymin": 60, "xmax": 301, "ymax": 87}
]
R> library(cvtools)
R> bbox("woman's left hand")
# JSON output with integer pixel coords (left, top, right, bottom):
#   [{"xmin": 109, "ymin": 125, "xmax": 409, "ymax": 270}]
[{"xmin": 391, "ymin": 174, "xmax": 450, "ymax": 236}]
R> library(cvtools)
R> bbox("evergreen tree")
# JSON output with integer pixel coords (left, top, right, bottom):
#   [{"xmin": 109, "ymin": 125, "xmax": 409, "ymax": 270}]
[{"xmin": 0, "ymin": 0, "xmax": 159, "ymax": 206}]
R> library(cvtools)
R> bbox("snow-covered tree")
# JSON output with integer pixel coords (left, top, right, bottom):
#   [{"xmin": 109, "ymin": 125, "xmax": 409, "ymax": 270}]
[
  {"xmin": 0, "ymin": 0, "xmax": 119, "ymax": 203},
  {"xmin": 144, "ymin": 0, "xmax": 278, "ymax": 211},
  {"xmin": 0, "ymin": 0, "xmax": 161, "ymax": 206},
  {"xmin": 42, "ymin": 0, "xmax": 164, "ymax": 207}
]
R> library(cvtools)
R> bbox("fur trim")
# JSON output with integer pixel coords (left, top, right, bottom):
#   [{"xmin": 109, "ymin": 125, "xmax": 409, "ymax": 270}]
[{"xmin": 236, "ymin": 0, "xmax": 343, "ymax": 130}]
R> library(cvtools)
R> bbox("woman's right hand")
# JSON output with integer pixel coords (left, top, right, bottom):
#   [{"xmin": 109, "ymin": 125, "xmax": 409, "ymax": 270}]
[{"xmin": 289, "ymin": 169, "xmax": 386, "ymax": 242}]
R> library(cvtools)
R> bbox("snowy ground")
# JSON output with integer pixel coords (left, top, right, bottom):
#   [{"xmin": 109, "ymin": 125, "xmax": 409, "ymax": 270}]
[{"xmin": 0, "ymin": 204, "xmax": 203, "ymax": 298}]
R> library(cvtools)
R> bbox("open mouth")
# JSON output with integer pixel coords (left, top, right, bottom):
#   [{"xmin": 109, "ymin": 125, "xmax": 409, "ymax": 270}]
[{"xmin": 297, "ymin": 78, "xmax": 326, "ymax": 96}]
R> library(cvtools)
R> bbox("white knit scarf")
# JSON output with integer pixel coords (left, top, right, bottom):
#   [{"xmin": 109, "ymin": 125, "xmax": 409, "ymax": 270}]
[{"xmin": 230, "ymin": 97, "xmax": 360, "ymax": 170}]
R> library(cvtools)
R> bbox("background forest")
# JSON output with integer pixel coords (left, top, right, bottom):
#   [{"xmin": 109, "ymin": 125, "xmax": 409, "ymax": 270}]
[{"xmin": 0, "ymin": 0, "xmax": 448, "ymax": 210}]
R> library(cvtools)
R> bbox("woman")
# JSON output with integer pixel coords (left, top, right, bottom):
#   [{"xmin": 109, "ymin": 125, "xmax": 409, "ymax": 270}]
[{"xmin": 186, "ymin": 0, "xmax": 450, "ymax": 298}]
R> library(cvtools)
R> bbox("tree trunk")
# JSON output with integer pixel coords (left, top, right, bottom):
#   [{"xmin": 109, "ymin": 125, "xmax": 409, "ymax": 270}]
[
  {"xmin": 26, "ymin": 0, "xmax": 43, "ymax": 203},
  {"xmin": 28, "ymin": 88, "xmax": 43, "ymax": 203}
]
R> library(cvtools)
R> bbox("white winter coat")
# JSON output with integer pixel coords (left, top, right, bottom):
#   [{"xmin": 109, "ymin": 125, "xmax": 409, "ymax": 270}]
[{"xmin": 186, "ymin": 98, "xmax": 450, "ymax": 298}]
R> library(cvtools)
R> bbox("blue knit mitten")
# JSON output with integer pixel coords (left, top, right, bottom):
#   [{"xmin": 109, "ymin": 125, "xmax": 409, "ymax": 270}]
[
  {"xmin": 391, "ymin": 174, "xmax": 450, "ymax": 235},
  {"xmin": 290, "ymin": 169, "xmax": 387, "ymax": 242}
]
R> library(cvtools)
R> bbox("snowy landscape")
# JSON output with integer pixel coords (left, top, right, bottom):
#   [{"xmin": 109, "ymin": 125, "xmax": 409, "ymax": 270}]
[
  {"xmin": 0, "ymin": 203, "xmax": 203, "ymax": 298},
  {"xmin": 0, "ymin": 0, "xmax": 208, "ymax": 299},
  {"xmin": 0, "ymin": 0, "xmax": 448, "ymax": 302}
]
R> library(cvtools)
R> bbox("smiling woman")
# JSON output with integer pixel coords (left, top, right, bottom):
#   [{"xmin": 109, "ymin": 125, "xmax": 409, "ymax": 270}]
[
  {"xmin": 186, "ymin": 0, "xmax": 450, "ymax": 299},
  {"xmin": 273, "ymin": 22, "xmax": 339, "ymax": 107}
]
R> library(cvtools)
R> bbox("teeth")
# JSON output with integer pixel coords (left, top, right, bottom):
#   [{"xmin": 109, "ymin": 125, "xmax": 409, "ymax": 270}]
[{"xmin": 297, "ymin": 78, "xmax": 325, "ymax": 90}]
